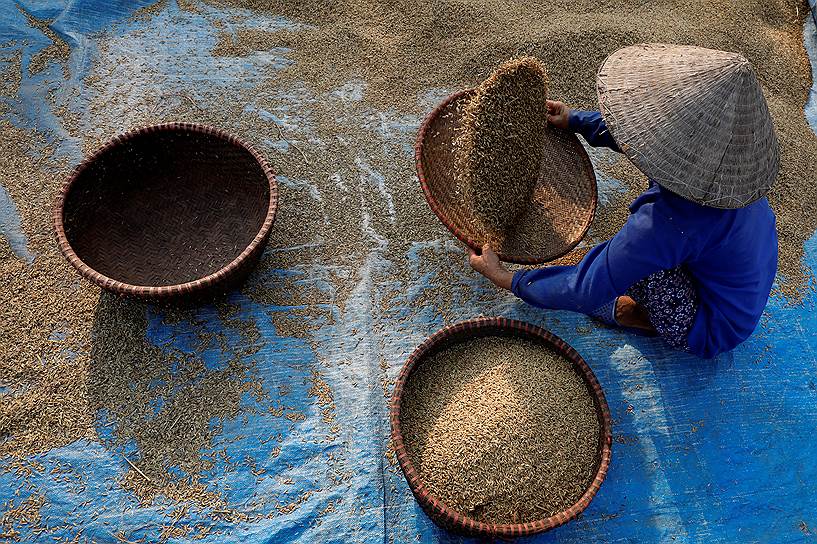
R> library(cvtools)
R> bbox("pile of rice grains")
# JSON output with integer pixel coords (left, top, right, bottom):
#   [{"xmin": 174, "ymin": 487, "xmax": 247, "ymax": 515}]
[
  {"xmin": 208, "ymin": 0, "xmax": 817, "ymax": 300},
  {"xmin": 455, "ymin": 57, "xmax": 549, "ymax": 243},
  {"xmin": 399, "ymin": 336, "xmax": 601, "ymax": 525},
  {"xmin": 3, "ymin": 0, "xmax": 816, "ymax": 536}
]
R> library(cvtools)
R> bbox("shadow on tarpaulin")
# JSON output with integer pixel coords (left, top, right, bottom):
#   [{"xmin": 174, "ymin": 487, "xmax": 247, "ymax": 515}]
[{"xmin": 1, "ymin": 0, "xmax": 817, "ymax": 542}]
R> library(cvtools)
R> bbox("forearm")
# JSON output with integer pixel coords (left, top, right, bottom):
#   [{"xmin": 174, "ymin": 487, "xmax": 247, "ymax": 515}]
[
  {"xmin": 512, "ymin": 204, "xmax": 689, "ymax": 314},
  {"xmin": 568, "ymin": 110, "xmax": 621, "ymax": 152},
  {"xmin": 486, "ymin": 268, "xmax": 513, "ymax": 291},
  {"xmin": 511, "ymin": 245, "xmax": 619, "ymax": 313}
]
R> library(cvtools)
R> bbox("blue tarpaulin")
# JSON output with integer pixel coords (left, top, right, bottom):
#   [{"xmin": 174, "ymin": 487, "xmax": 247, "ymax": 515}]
[{"xmin": 2, "ymin": 1, "xmax": 817, "ymax": 542}]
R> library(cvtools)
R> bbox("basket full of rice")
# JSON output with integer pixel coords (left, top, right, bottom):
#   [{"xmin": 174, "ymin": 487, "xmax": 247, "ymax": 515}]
[
  {"xmin": 416, "ymin": 57, "xmax": 597, "ymax": 264},
  {"xmin": 390, "ymin": 317, "xmax": 612, "ymax": 538}
]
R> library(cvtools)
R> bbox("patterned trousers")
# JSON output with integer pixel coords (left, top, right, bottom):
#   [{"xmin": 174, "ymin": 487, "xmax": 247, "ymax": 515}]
[{"xmin": 626, "ymin": 267, "xmax": 700, "ymax": 351}]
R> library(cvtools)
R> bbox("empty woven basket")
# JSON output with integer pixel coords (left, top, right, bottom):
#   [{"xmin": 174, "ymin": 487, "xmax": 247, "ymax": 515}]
[
  {"xmin": 390, "ymin": 317, "xmax": 613, "ymax": 538},
  {"xmin": 416, "ymin": 90, "xmax": 598, "ymax": 264},
  {"xmin": 54, "ymin": 123, "xmax": 278, "ymax": 301}
]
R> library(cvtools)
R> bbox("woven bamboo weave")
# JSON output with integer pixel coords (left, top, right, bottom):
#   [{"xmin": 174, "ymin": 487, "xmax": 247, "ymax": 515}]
[
  {"xmin": 390, "ymin": 317, "xmax": 612, "ymax": 538},
  {"xmin": 597, "ymin": 43, "xmax": 779, "ymax": 209},
  {"xmin": 416, "ymin": 90, "xmax": 598, "ymax": 264},
  {"xmin": 54, "ymin": 123, "xmax": 278, "ymax": 301}
]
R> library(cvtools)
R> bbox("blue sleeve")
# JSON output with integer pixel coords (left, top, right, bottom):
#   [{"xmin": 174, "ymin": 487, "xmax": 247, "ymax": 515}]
[
  {"xmin": 511, "ymin": 200, "xmax": 690, "ymax": 314},
  {"xmin": 568, "ymin": 110, "xmax": 621, "ymax": 152}
]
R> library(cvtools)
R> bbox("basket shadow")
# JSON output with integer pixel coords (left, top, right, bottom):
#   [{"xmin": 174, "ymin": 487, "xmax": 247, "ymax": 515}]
[{"xmin": 87, "ymin": 291, "xmax": 253, "ymax": 496}]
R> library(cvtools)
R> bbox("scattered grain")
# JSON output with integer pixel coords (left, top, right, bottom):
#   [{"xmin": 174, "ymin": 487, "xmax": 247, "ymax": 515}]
[
  {"xmin": 2, "ymin": 0, "xmax": 816, "ymax": 535},
  {"xmin": 19, "ymin": 7, "xmax": 71, "ymax": 77},
  {"xmin": 207, "ymin": 0, "xmax": 817, "ymax": 297},
  {"xmin": 0, "ymin": 493, "xmax": 45, "ymax": 537},
  {"xmin": 213, "ymin": 29, "xmax": 287, "ymax": 57}
]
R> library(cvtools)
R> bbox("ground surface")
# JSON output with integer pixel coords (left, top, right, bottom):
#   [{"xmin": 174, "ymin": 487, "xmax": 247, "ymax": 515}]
[{"xmin": 2, "ymin": 1, "xmax": 817, "ymax": 543}]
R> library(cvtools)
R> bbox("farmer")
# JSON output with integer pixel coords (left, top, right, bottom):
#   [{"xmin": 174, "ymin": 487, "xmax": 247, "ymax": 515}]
[{"xmin": 468, "ymin": 44, "xmax": 779, "ymax": 358}]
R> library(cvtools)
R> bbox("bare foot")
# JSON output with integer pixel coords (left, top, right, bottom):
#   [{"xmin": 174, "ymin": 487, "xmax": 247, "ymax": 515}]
[{"xmin": 615, "ymin": 296, "xmax": 656, "ymax": 332}]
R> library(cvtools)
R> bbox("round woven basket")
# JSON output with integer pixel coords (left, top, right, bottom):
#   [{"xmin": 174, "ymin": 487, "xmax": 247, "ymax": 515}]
[
  {"xmin": 54, "ymin": 123, "xmax": 278, "ymax": 301},
  {"xmin": 416, "ymin": 90, "xmax": 598, "ymax": 264},
  {"xmin": 390, "ymin": 317, "xmax": 612, "ymax": 538}
]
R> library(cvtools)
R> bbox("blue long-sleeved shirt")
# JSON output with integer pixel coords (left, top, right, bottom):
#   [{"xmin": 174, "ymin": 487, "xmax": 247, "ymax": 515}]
[{"xmin": 512, "ymin": 111, "xmax": 778, "ymax": 358}]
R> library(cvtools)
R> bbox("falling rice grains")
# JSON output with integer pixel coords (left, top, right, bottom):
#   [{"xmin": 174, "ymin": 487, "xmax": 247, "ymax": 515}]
[
  {"xmin": 455, "ymin": 57, "xmax": 549, "ymax": 242},
  {"xmin": 400, "ymin": 336, "xmax": 601, "ymax": 525}
]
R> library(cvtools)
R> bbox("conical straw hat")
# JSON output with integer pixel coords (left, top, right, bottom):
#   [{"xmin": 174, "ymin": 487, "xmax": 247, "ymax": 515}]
[{"xmin": 596, "ymin": 43, "xmax": 779, "ymax": 209}]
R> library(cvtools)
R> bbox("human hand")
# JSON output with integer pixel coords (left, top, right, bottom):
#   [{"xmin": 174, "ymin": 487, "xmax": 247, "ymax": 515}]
[
  {"xmin": 468, "ymin": 244, "xmax": 513, "ymax": 291},
  {"xmin": 546, "ymin": 100, "xmax": 571, "ymax": 130}
]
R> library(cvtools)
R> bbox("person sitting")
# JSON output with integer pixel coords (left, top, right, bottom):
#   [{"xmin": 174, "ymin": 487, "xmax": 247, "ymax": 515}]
[{"xmin": 468, "ymin": 44, "xmax": 779, "ymax": 358}]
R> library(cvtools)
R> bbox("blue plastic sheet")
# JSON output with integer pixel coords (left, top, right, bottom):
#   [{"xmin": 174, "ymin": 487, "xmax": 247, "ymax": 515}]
[
  {"xmin": 2, "ymin": 1, "xmax": 817, "ymax": 542},
  {"xmin": 807, "ymin": 1, "xmax": 817, "ymax": 132}
]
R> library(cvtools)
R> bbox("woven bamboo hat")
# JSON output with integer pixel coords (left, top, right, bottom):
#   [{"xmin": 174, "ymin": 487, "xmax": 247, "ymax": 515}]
[{"xmin": 596, "ymin": 43, "xmax": 779, "ymax": 209}]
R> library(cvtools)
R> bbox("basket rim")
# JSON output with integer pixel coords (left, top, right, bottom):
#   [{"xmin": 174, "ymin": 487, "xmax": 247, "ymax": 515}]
[
  {"xmin": 52, "ymin": 122, "xmax": 278, "ymax": 300},
  {"xmin": 389, "ymin": 317, "xmax": 613, "ymax": 538},
  {"xmin": 415, "ymin": 89, "xmax": 598, "ymax": 265}
]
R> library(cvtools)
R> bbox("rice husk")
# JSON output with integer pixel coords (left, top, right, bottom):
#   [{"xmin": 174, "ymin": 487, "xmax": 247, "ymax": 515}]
[{"xmin": 455, "ymin": 57, "xmax": 549, "ymax": 240}]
